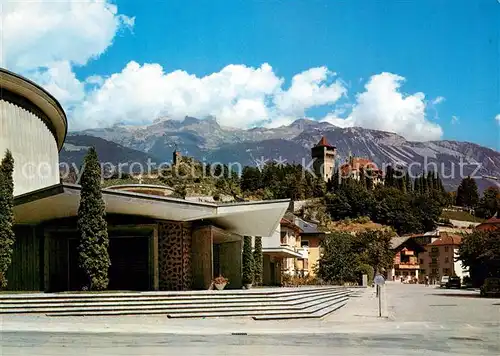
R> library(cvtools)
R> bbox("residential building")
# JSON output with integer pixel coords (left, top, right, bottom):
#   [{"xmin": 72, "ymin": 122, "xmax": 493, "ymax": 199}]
[
  {"xmin": 390, "ymin": 236, "xmax": 426, "ymax": 282},
  {"xmin": 287, "ymin": 213, "xmax": 327, "ymax": 276},
  {"xmin": 311, "ymin": 136, "xmax": 336, "ymax": 182},
  {"xmin": 261, "ymin": 218, "xmax": 308, "ymax": 285},
  {"xmin": 475, "ymin": 216, "xmax": 500, "ymax": 231},
  {"xmin": 2, "ymin": 68, "xmax": 289, "ymax": 292},
  {"xmin": 420, "ymin": 232, "xmax": 467, "ymax": 283}
]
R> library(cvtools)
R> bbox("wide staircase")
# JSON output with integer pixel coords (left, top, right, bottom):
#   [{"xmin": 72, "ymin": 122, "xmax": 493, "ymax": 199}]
[{"xmin": 0, "ymin": 286, "xmax": 356, "ymax": 320}]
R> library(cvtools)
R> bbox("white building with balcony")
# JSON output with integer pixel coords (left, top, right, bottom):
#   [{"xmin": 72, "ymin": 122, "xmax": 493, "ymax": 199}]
[{"xmin": 260, "ymin": 218, "xmax": 309, "ymax": 285}]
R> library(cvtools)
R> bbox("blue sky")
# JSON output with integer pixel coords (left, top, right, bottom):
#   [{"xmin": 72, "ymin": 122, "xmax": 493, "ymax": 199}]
[{"xmin": 3, "ymin": 0, "xmax": 499, "ymax": 148}]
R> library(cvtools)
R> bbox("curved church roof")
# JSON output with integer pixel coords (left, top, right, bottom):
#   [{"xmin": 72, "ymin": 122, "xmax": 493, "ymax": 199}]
[{"xmin": 0, "ymin": 68, "xmax": 67, "ymax": 150}]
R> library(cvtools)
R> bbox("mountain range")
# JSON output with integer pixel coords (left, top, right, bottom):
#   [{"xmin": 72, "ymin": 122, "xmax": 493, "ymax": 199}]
[{"xmin": 61, "ymin": 117, "xmax": 500, "ymax": 191}]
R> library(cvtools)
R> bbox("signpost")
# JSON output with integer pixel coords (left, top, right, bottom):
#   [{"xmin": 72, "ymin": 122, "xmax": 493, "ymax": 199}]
[{"xmin": 374, "ymin": 274, "xmax": 385, "ymax": 317}]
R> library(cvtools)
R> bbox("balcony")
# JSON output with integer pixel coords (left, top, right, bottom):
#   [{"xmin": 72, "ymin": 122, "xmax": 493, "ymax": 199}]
[
  {"xmin": 429, "ymin": 251, "xmax": 440, "ymax": 257},
  {"xmin": 395, "ymin": 263, "xmax": 420, "ymax": 270}
]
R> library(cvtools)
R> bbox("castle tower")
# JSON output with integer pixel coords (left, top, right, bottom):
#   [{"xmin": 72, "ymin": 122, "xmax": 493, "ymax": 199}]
[
  {"xmin": 172, "ymin": 147, "xmax": 181, "ymax": 166},
  {"xmin": 311, "ymin": 136, "xmax": 336, "ymax": 181}
]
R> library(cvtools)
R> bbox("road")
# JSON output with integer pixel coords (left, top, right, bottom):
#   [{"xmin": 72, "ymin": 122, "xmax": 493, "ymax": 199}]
[{"xmin": 1, "ymin": 283, "xmax": 499, "ymax": 355}]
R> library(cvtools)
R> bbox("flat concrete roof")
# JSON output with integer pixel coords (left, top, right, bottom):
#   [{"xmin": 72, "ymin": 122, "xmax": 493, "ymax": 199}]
[{"xmin": 14, "ymin": 183, "xmax": 290, "ymax": 237}]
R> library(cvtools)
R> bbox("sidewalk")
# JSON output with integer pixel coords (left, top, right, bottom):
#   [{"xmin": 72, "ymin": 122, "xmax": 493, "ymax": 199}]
[{"xmin": 324, "ymin": 285, "xmax": 389, "ymax": 322}]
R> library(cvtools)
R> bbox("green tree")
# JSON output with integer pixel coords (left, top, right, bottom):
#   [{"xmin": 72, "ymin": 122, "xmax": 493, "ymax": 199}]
[
  {"xmin": 77, "ymin": 147, "xmax": 110, "ymax": 290},
  {"xmin": 253, "ymin": 236, "xmax": 263, "ymax": 286},
  {"xmin": 412, "ymin": 193, "xmax": 442, "ymax": 232},
  {"xmin": 475, "ymin": 187, "xmax": 500, "ymax": 219},
  {"xmin": 458, "ymin": 230, "xmax": 500, "ymax": 287},
  {"xmin": 0, "ymin": 151, "xmax": 15, "ymax": 288},
  {"xmin": 240, "ymin": 166, "xmax": 262, "ymax": 192},
  {"xmin": 242, "ymin": 236, "xmax": 254, "ymax": 286},
  {"xmin": 405, "ymin": 171, "xmax": 412, "ymax": 193},
  {"xmin": 316, "ymin": 232, "xmax": 359, "ymax": 284},
  {"xmin": 373, "ymin": 188, "xmax": 423, "ymax": 235},
  {"xmin": 456, "ymin": 177, "xmax": 479, "ymax": 209},
  {"xmin": 355, "ymin": 229, "xmax": 395, "ymax": 274}
]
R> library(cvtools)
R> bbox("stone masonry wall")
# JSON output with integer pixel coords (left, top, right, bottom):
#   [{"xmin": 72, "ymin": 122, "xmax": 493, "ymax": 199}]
[{"xmin": 158, "ymin": 221, "xmax": 192, "ymax": 290}]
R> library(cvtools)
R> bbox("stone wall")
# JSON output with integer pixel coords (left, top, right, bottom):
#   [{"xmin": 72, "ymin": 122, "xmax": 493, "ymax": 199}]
[{"xmin": 158, "ymin": 221, "xmax": 192, "ymax": 290}]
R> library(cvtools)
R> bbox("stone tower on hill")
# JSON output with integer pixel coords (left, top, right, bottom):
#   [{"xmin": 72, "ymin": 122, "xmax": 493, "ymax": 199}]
[{"xmin": 311, "ymin": 136, "xmax": 336, "ymax": 181}]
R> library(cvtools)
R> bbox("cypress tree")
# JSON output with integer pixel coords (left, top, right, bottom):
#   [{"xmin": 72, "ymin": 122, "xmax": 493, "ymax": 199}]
[
  {"xmin": 405, "ymin": 172, "xmax": 412, "ymax": 193},
  {"xmin": 0, "ymin": 151, "xmax": 15, "ymax": 289},
  {"xmin": 253, "ymin": 236, "xmax": 263, "ymax": 286},
  {"xmin": 426, "ymin": 171, "xmax": 434, "ymax": 192},
  {"xmin": 414, "ymin": 175, "xmax": 421, "ymax": 193},
  {"xmin": 242, "ymin": 236, "xmax": 254, "ymax": 287},
  {"xmin": 77, "ymin": 147, "xmax": 110, "ymax": 291}
]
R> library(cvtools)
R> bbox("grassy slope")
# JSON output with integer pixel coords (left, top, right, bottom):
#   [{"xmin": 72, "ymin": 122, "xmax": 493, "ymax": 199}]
[{"xmin": 441, "ymin": 210, "xmax": 485, "ymax": 223}]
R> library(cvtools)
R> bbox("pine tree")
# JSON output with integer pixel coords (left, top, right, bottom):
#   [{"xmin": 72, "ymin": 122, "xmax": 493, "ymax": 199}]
[
  {"xmin": 456, "ymin": 177, "xmax": 479, "ymax": 209},
  {"xmin": 253, "ymin": 236, "xmax": 263, "ymax": 286},
  {"xmin": 77, "ymin": 147, "xmax": 110, "ymax": 290},
  {"xmin": 242, "ymin": 236, "xmax": 254, "ymax": 286},
  {"xmin": 0, "ymin": 151, "xmax": 15, "ymax": 288}
]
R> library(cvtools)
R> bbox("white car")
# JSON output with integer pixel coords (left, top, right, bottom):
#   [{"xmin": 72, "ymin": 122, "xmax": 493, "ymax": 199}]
[{"xmin": 440, "ymin": 276, "xmax": 449, "ymax": 287}]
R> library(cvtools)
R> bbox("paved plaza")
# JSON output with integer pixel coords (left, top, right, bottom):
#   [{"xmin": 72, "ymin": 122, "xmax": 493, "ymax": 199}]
[{"xmin": 1, "ymin": 283, "xmax": 499, "ymax": 355}]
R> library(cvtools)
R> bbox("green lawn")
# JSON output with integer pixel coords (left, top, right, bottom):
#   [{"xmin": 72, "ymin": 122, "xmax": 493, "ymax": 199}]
[{"xmin": 441, "ymin": 210, "xmax": 485, "ymax": 223}]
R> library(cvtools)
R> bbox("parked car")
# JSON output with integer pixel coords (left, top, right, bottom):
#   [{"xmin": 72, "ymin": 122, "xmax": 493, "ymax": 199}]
[
  {"xmin": 480, "ymin": 278, "xmax": 500, "ymax": 298},
  {"xmin": 440, "ymin": 276, "xmax": 449, "ymax": 288},
  {"xmin": 445, "ymin": 276, "xmax": 461, "ymax": 289}
]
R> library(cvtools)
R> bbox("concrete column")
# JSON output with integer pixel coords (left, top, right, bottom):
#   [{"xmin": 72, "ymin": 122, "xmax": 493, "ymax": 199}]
[
  {"xmin": 219, "ymin": 240, "xmax": 243, "ymax": 289},
  {"xmin": 191, "ymin": 227, "xmax": 213, "ymax": 290}
]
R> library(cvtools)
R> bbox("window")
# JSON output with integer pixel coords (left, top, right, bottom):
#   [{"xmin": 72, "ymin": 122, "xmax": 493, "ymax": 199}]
[
  {"xmin": 420, "ymin": 259, "xmax": 424, "ymax": 265},
  {"xmin": 444, "ymin": 246, "xmax": 449, "ymax": 252},
  {"xmin": 431, "ymin": 258, "xmax": 437, "ymax": 264},
  {"xmin": 431, "ymin": 247, "xmax": 439, "ymax": 253},
  {"xmin": 445, "ymin": 257, "xmax": 449, "ymax": 264},
  {"xmin": 301, "ymin": 240, "xmax": 309, "ymax": 247},
  {"xmin": 443, "ymin": 268, "xmax": 450, "ymax": 275},
  {"xmin": 431, "ymin": 268, "xmax": 439, "ymax": 275},
  {"xmin": 421, "ymin": 269, "xmax": 426, "ymax": 275}
]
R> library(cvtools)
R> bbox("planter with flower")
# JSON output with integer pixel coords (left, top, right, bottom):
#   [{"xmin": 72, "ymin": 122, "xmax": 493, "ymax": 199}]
[{"xmin": 213, "ymin": 276, "xmax": 229, "ymax": 290}]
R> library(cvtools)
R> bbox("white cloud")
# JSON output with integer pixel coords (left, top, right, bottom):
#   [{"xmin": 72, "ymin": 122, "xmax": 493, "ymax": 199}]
[
  {"xmin": 495, "ymin": 114, "xmax": 500, "ymax": 125},
  {"xmin": 274, "ymin": 67, "xmax": 346, "ymax": 116},
  {"xmin": 0, "ymin": 1, "xmax": 447, "ymax": 142},
  {"xmin": 72, "ymin": 62, "xmax": 347, "ymax": 130},
  {"xmin": 26, "ymin": 61, "xmax": 85, "ymax": 106},
  {"xmin": 1, "ymin": 0, "xmax": 133, "ymax": 112},
  {"xmin": 1, "ymin": 0, "xmax": 134, "ymax": 71},
  {"xmin": 322, "ymin": 72, "xmax": 443, "ymax": 141},
  {"xmin": 451, "ymin": 115, "xmax": 459, "ymax": 125},
  {"xmin": 432, "ymin": 96, "xmax": 445, "ymax": 105}
]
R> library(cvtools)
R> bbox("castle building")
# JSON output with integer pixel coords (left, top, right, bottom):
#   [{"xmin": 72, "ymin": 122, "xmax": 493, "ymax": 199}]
[
  {"xmin": 340, "ymin": 156, "xmax": 384, "ymax": 186},
  {"xmin": 311, "ymin": 136, "xmax": 336, "ymax": 182}
]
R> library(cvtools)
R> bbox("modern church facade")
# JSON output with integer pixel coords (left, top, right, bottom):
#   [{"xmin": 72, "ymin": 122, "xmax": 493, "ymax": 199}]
[{"xmin": 1, "ymin": 68, "xmax": 289, "ymax": 292}]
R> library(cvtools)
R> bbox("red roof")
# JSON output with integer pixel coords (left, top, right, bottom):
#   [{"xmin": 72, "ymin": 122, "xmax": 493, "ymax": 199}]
[
  {"xmin": 316, "ymin": 136, "xmax": 334, "ymax": 148},
  {"xmin": 428, "ymin": 232, "xmax": 462, "ymax": 246},
  {"xmin": 485, "ymin": 216, "xmax": 500, "ymax": 224},
  {"xmin": 280, "ymin": 218, "xmax": 303, "ymax": 233}
]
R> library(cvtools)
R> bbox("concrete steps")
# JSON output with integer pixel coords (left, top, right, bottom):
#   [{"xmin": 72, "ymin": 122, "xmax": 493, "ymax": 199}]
[
  {"xmin": 0, "ymin": 289, "xmax": 339, "ymax": 314},
  {"xmin": 0, "ymin": 286, "xmax": 353, "ymax": 319},
  {"xmin": 167, "ymin": 292, "xmax": 351, "ymax": 319}
]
